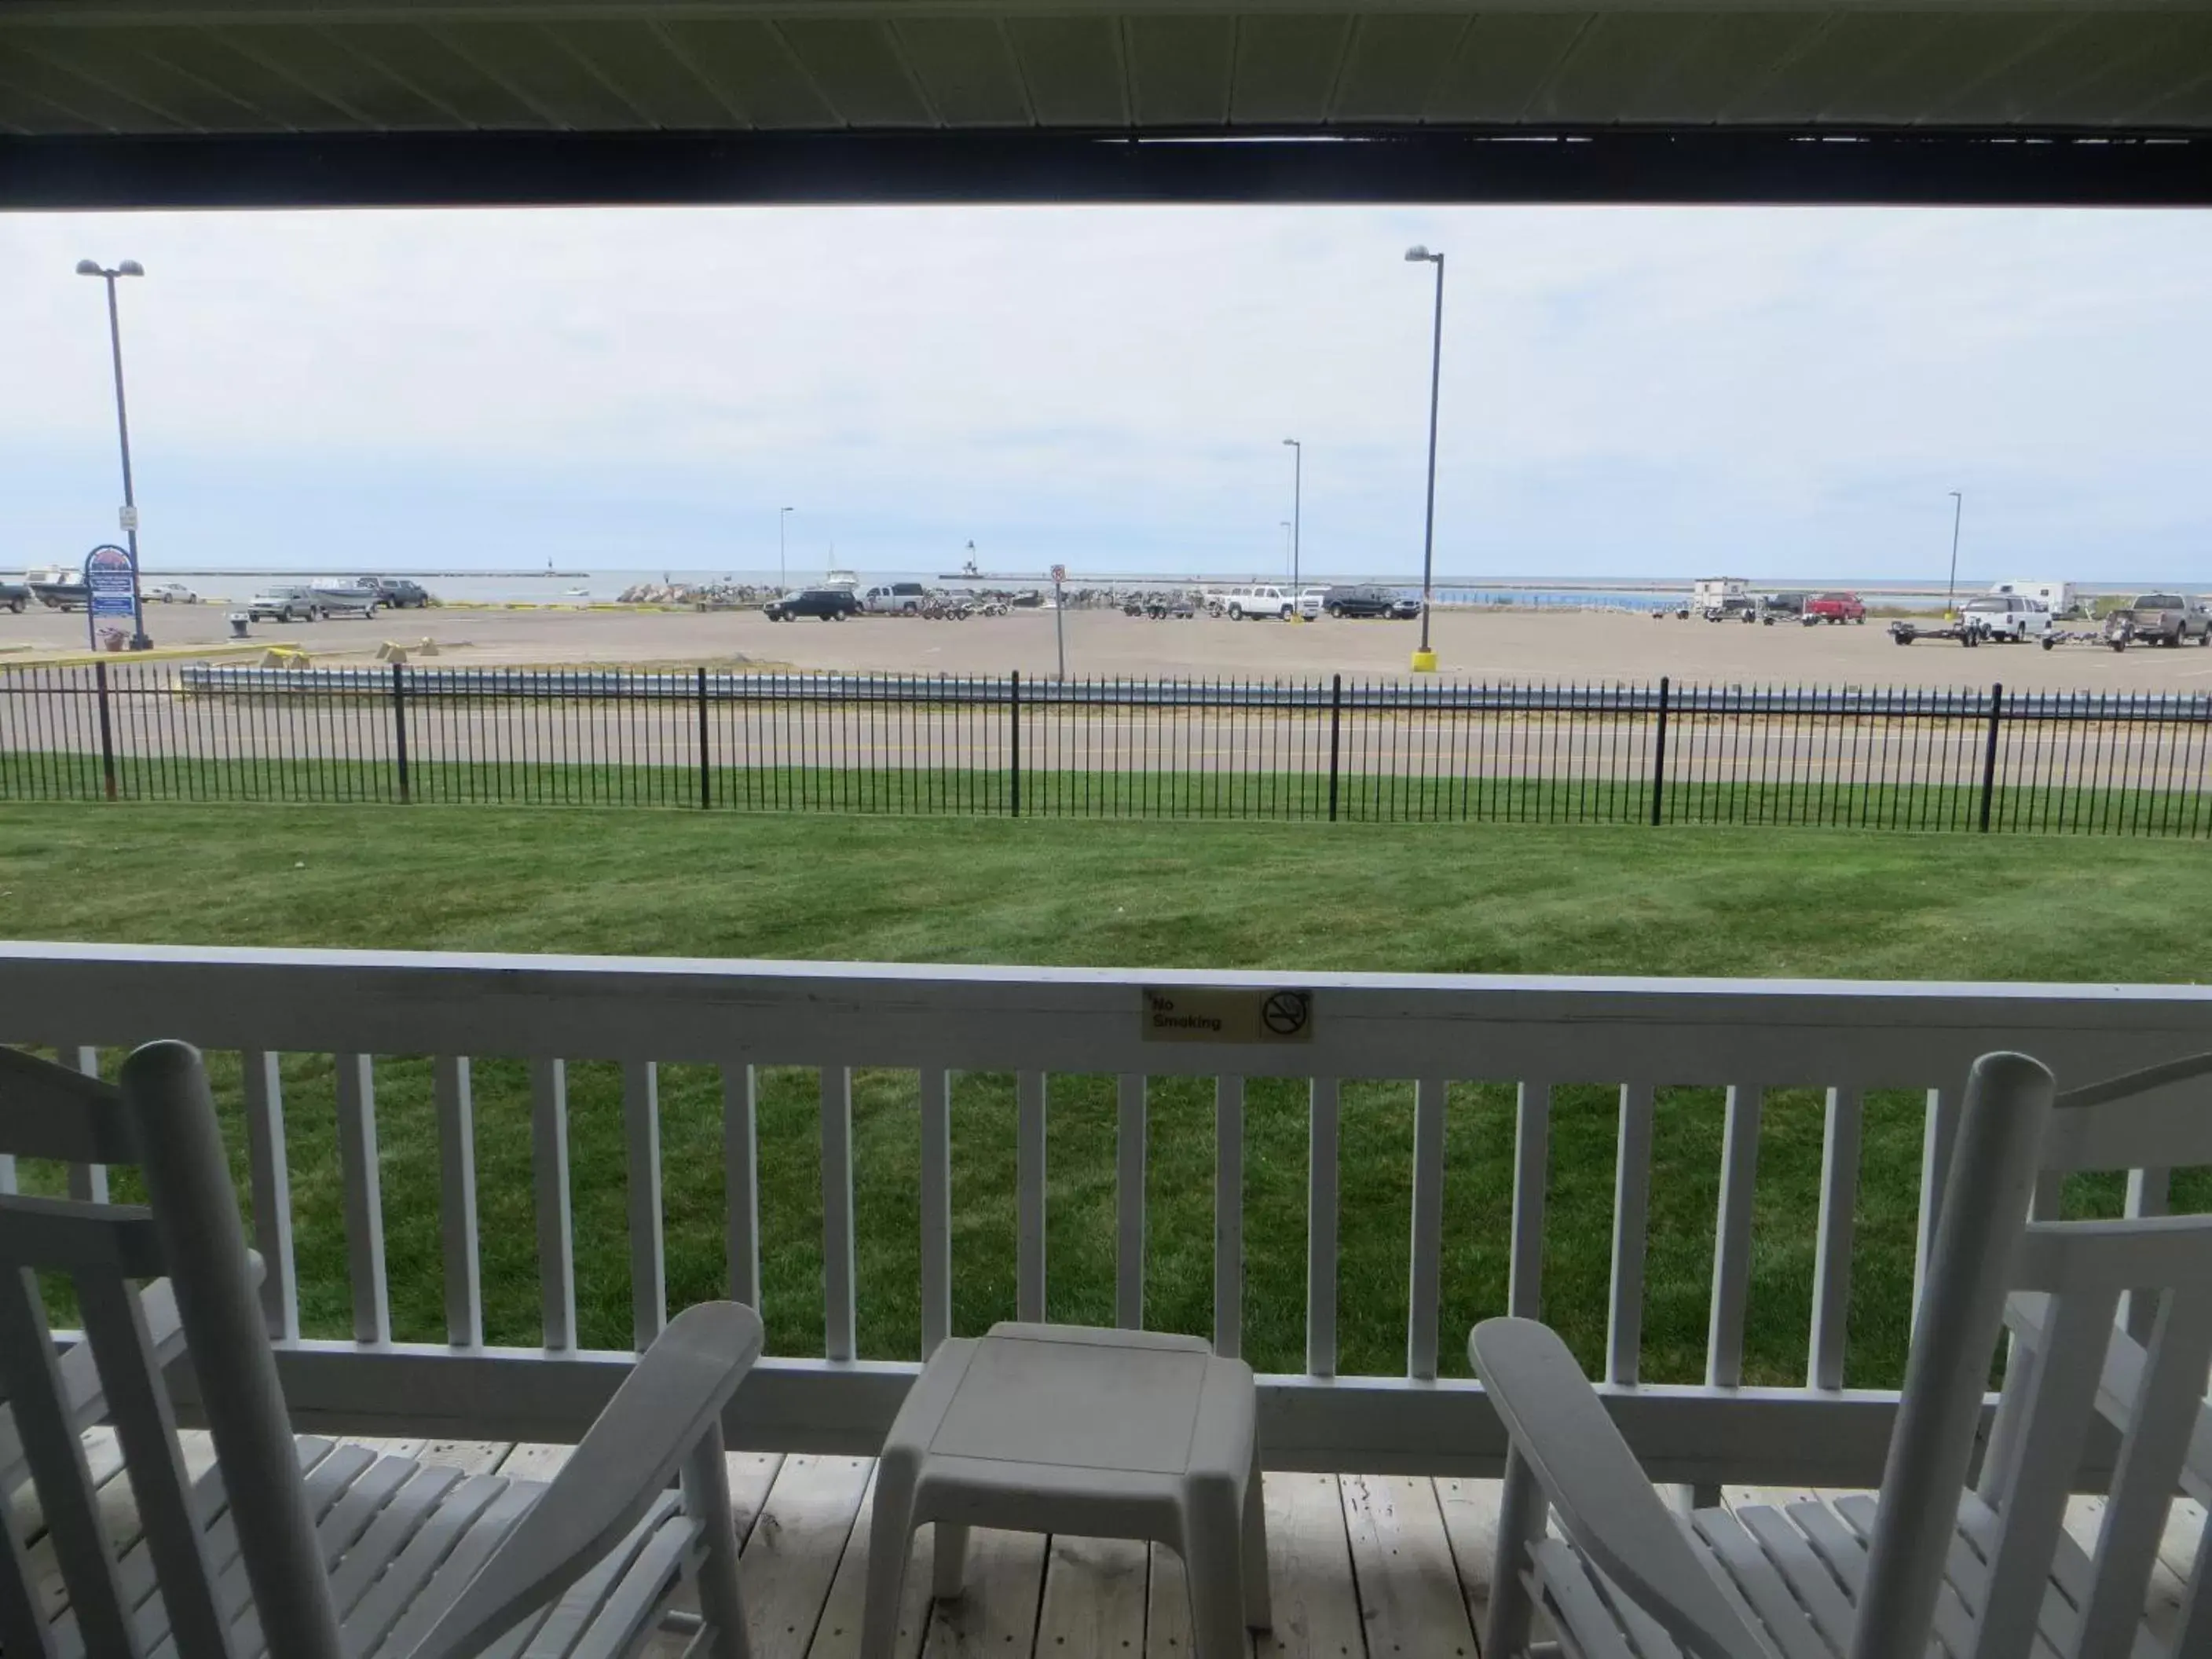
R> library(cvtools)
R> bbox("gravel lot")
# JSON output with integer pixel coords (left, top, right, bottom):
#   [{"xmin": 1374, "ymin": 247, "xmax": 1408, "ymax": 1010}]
[{"xmin": 9, "ymin": 601, "xmax": 2212, "ymax": 690}]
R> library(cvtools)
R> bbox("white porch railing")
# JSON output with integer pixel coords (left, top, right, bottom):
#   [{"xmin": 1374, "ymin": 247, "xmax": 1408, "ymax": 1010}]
[{"xmin": 5, "ymin": 943, "xmax": 2210, "ymax": 1487}]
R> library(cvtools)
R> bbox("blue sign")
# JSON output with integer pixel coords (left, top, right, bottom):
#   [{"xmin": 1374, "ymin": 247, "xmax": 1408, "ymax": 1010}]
[{"xmin": 83, "ymin": 544, "xmax": 137, "ymax": 649}]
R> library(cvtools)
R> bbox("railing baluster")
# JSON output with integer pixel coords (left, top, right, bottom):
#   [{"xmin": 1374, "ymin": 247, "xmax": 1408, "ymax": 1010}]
[
  {"xmin": 434, "ymin": 1056, "xmax": 482, "ymax": 1347},
  {"xmin": 624, "ymin": 1060, "xmax": 665, "ymax": 1351},
  {"xmin": 1306, "ymin": 1077, "xmax": 1340, "ymax": 1379},
  {"xmin": 723, "ymin": 1064, "xmax": 761, "ymax": 1311},
  {"xmin": 921, "ymin": 1068, "xmax": 953, "ymax": 1355},
  {"xmin": 59, "ymin": 1045, "xmax": 109, "ymax": 1203},
  {"xmin": 530, "ymin": 1058, "xmax": 577, "ymax": 1351},
  {"xmin": 1017, "ymin": 1071, "xmax": 1047, "ymax": 1323},
  {"xmin": 1808, "ymin": 1086, "xmax": 1863, "ymax": 1390},
  {"xmin": 1705, "ymin": 1082, "xmax": 1763, "ymax": 1388},
  {"xmin": 2123, "ymin": 1165, "xmax": 2173, "ymax": 1343},
  {"xmin": 1509, "ymin": 1079, "xmax": 1551, "ymax": 1321},
  {"xmin": 1912, "ymin": 1084, "xmax": 1958, "ymax": 1319},
  {"xmin": 240, "ymin": 1050, "xmax": 298, "ymax": 1340},
  {"xmin": 1606, "ymin": 1082, "xmax": 1655, "ymax": 1385},
  {"xmin": 822, "ymin": 1066, "xmax": 858, "ymax": 1361},
  {"xmin": 333, "ymin": 1053, "xmax": 390, "ymax": 1345},
  {"xmin": 1407, "ymin": 1075, "xmax": 1447, "ymax": 1379},
  {"xmin": 1216, "ymin": 1076, "xmax": 1244, "ymax": 1358},
  {"xmin": 1115, "ymin": 1073, "xmax": 1146, "ymax": 1331}
]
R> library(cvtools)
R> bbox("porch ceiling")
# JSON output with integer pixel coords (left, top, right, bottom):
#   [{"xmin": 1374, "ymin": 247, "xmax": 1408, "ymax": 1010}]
[{"xmin": 4, "ymin": 6, "xmax": 2211, "ymax": 211}]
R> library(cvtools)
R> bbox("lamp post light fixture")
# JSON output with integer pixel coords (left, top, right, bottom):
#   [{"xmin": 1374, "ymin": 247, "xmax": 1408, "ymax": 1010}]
[
  {"xmin": 1946, "ymin": 491, "xmax": 1964, "ymax": 619},
  {"xmin": 75, "ymin": 258, "xmax": 151, "ymax": 650},
  {"xmin": 1404, "ymin": 245, "xmax": 1445, "ymax": 672},
  {"xmin": 1282, "ymin": 438, "xmax": 1302, "ymax": 617},
  {"xmin": 779, "ymin": 506, "xmax": 794, "ymax": 591}
]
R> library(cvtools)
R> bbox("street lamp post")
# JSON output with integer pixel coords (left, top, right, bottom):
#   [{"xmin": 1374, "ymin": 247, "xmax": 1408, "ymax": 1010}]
[
  {"xmin": 1282, "ymin": 438, "xmax": 1302, "ymax": 615},
  {"xmin": 779, "ymin": 506, "xmax": 794, "ymax": 591},
  {"xmin": 1404, "ymin": 246, "xmax": 1446, "ymax": 672},
  {"xmin": 1946, "ymin": 491, "xmax": 1964, "ymax": 617},
  {"xmin": 1280, "ymin": 521, "xmax": 1293, "ymax": 581},
  {"xmin": 76, "ymin": 258, "xmax": 150, "ymax": 650}
]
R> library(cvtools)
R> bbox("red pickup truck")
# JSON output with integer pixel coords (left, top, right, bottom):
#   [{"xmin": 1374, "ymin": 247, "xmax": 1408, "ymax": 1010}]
[{"xmin": 1804, "ymin": 591, "xmax": 1866, "ymax": 624}]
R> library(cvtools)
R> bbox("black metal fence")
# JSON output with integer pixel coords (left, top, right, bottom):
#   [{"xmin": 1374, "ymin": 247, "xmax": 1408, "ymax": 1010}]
[{"xmin": 4, "ymin": 663, "xmax": 2209, "ymax": 836}]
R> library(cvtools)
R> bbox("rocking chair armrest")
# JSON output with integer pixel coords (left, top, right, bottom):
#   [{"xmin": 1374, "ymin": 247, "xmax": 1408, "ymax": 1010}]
[
  {"xmin": 1471, "ymin": 1318, "xmax": 1778, "ymax": 1659},
  {"xmin": 401, "ymin": 1301, "xmax": 764, "ymax": 1659}
]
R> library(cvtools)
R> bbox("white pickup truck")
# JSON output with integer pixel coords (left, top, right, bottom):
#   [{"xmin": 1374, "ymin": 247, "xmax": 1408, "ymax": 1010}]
[{"xmin": 1208, "ymin": 585, "xmax": 1297, "ymax": 621}]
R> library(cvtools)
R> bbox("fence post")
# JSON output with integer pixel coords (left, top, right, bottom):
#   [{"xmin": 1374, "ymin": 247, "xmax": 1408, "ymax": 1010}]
[
  {"xmin": 1650, "ymin": 675, "xmax": 1670, "ymax": 826},
  {"xmin": 696, "ymin": 665, "xmax": 711, "ymax": 811},
  {"xmin": 1328, "ymin": 672, "xmax": 1342, "ymax": 822},
  {"xmin": 1979, "ymin": 681, "xmax": 2004, "ymax": 833},
  {"xmin": 94, "ymin": 661, "xmax": 118, "ymax": 802},
  {"xmin": 1009, "ymin": 670, "xmax": 1021, "ymax": 818},
  {"xmin": 390, "ymin": 662, "xmax": 411, "ymax": 804}
]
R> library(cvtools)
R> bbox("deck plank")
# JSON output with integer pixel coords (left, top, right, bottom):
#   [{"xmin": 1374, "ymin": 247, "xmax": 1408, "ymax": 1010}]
[
  {"xmin": 804, "ymin": 1462, "xmax": 934, "ymax": 1659},
  {"xmin": 1339, "ymin": 1474, "xmax": 1477, "ymax": 1659},
  {"xmin": 1035, "ymin": 1533, "xmax": 1149, "ymax": 1658},
  {"xmin": 1434, "ymin": 1475, "xmax": 1505, "ymax": 1650},
  {"xmin": 1254, "ymin": 1474, "xmax": 1364, "ymax": 1659},
  {"xmin": 925, "ymin": 1526, "xmax": 1049, "ymax": 1657},
  {"xmin": 415, "ymin": 1440, "xmax": 513, "ymax": 1476},
  {"xmin": 1147, "ymin": 1540, "xmax": 1250, "ymax": 1659},
  {"xmin": 745, "ymin": 1454, "xmax": 872, "ymax": 1657},
  {"xmin": 495, "ymin": 1441, "xmax": 576, "ymax": 1481}
]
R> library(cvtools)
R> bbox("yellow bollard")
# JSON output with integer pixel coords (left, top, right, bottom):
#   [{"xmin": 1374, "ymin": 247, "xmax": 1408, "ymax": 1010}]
[{"xmin": 1411, "ymin": 648, "xmax": 1438, "ymax": 672}]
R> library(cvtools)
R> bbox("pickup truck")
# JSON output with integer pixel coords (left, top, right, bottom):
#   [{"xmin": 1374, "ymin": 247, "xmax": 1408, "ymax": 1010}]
[
  {"xmin": 1209, "ymin": 585, "xmax": 1295, "ymax": 621},
  {"xmin": 0, "ymin": 581, "xmax": 26, "ymax": 614},
  {"xmin": 1804, "ymin": 591, "xmax": 1866, "ymax": 624},
  {"xmin": 2105, "ymin": 593, "xmax": 2211, "ymax": 650}
]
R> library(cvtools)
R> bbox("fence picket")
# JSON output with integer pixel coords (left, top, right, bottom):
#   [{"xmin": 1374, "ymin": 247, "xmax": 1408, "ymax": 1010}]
[
  {"xmin": 624, "ymin": 1060, "xmax": 665, "ymax": 1350},
  {"xmin": 1407, "ymin": 1076, "xmax": 1448, "ymax": 1380},
  {"xmin": 1808, "ymin": 1086, "xmax": 1863, "ymax": 1390},
  {"xmin": 724, "ymin": 1063, "xmax": 762, "ymax": 1311},
  {"xmin": 823, "ymin": 1065, "xmax": 858, "ymax": 1361},
  {"xmin": 921, "ymin": 1067, "xmax": 952, "ymax": 1354},
  {"xmin": 1216, "ymin": 1075, "xmax": 1244, "ymax": 1358},
  {"xmin": 1705, "ymin": 1082, "xmax": 1763, "ymax": 1389},
  {"xmin": 241, "ymin": 1049, "xmax": 298, "ymax": 1339}
]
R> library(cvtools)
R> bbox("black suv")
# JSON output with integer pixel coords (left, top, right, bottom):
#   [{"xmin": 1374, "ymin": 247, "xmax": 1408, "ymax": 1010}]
[
  {"xmin": 1320, "ymin": 584, "xmax": 1419, "ymax": 620},
  {"xmin": 764, "ymin": 587, "xmax": 864, "ymax": 622},
  {"xmin": 369, "ymin": 577, "xmax": 431, "ymax": 608}
]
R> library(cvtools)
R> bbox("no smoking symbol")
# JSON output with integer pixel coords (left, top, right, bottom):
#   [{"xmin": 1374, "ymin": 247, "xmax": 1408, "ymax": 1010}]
[{"xmin": 1262, "ymin": 992, "xmax": 1309, "ymax": 1037}]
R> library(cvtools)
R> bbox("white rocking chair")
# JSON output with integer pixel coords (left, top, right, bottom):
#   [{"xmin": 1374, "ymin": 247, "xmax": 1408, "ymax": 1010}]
[
  {"xmin": 1475, "ymin": 1047, "xmax": 2212, "ymax": 1659},
  {"xmin": 0, "ymin": 1039, "xmax": 762, "ymax": 1659}
]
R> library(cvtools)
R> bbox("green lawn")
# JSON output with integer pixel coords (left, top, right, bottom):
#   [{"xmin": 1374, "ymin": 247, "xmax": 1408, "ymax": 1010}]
[{"xmin": 5, "ymin": 804, "xmax": 2204, "ymax": 1387}]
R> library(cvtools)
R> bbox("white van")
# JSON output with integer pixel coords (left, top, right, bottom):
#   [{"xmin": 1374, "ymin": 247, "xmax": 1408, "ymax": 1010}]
[{"xmin": 862, "ymin": 582, "xmax": 928, "ymax": 615}]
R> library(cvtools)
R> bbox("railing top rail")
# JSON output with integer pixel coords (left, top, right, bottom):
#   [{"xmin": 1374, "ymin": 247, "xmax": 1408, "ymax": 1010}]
[{"xmin": 5, "ymin": 943, "xmax": 2209, "ymax": 1087}]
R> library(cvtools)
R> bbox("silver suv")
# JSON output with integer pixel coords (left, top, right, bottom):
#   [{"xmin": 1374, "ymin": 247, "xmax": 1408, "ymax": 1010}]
[{"xmin": 245, "ymin": 586, "xmax": 322, "ymax": 623}]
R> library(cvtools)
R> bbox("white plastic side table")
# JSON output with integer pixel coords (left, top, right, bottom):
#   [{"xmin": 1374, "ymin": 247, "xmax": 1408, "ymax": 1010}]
[{"xmin": 859, "ymin": 1322, "xmax": 1270, "ymax": 1659}]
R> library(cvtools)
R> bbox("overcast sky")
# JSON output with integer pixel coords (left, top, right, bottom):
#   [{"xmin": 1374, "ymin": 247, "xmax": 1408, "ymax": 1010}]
[{"xmin": 5, "ymin": 204, "xmax": 2208, "ymax": 585}]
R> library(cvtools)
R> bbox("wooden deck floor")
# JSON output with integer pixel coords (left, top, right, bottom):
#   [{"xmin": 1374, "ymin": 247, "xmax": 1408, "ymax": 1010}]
[{"xmin": 338, "ymin": 1438, "xmax": 2206, "ymax": 1658}]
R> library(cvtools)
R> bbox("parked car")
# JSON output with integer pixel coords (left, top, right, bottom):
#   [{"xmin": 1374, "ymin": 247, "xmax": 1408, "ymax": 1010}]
[
  {"xmin": 1320, "ymin": 584, "xmax": 1419, "ymax": 620},
  {"xmin": 1957, "ymin": 593, "xmax": 2053, "ymax": 642},
  {"xmin": 2104, "ymin": 593, "xmax": 2211, "ymax": 650},
  {"xmin": 1763, "ymin": 591, "xmax": 1808, "ymax": 617},
  {"xmin": 1804, "ymin": 591, "xmax": 1866, "ymax": 624},
  {"xmin": 1295, "ymin": 587, "xmax": 1326, "ymax": 620},
  {"xmin": 862, "ymin": 582, "xmax": 928, "ymax": 615},
  {"xmin": 1209, "ymin": 585, "xmax": 1295, "ymax": 621},
  {"xmin": 764, "ymin": 587, "xmax": 863, "ymax": 622},
  {"xmin": 246, "ymin": 586, "xmax": 324, "ymax": 623},
  {"xmin": 0, "ymin": 580, "xmax": 26, "ymax": 614},
  {"xmin": 148, "ymin": 581, "xmax": 198, "ymax": 605}
]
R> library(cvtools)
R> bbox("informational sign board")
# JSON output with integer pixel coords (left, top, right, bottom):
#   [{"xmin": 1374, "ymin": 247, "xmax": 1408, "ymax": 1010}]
[
  {"xmin": 118, "ymin": 505, "xmax": 138, "ymax": 532},
  {"xmin": 83, "ymin": 544, "xmax": 137, "ymax": 648},
  {"xmin": 1141, "ymin": 986, "xmax": 1313, "ymax": 1044},
  {"xmin": 1050, "ymin": 564, "xmax": 1067, "ymax": 585}
]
